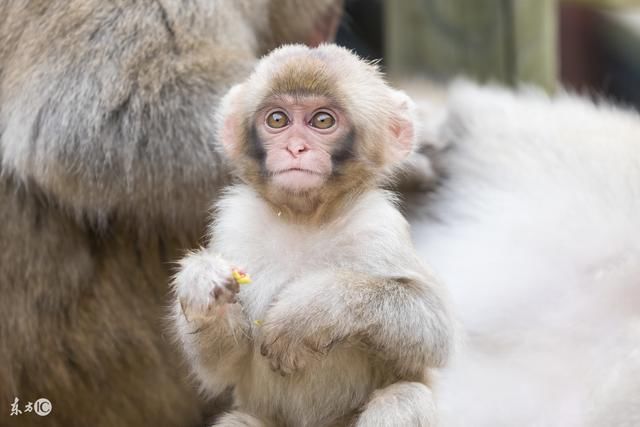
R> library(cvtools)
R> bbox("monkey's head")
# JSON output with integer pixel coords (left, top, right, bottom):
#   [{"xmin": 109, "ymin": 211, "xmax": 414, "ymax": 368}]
[{"xmin": 218, "ymin": 44, "xmax": 416, "ymax": 217}]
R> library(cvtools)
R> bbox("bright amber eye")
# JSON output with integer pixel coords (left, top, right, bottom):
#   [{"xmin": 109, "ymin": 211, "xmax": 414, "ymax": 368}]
[
  {"xmin": 310, "ymin": 112, "xmax": 335, "ymax": 129},
  {"xmin": 266, "ymin": 111, "xmax": 289, "ymax": 128}
]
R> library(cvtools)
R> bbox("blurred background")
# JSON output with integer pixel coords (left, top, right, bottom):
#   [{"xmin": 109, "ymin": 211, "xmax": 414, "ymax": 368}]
[{"xmin": 336, "ymin": 0, "xmax": 640, "ymax": 109}]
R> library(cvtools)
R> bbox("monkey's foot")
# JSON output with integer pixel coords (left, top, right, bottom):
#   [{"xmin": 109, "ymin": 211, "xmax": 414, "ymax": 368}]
[{"xmin": 174, "ymin": 252, "xmax": 240, "ymax": 322}]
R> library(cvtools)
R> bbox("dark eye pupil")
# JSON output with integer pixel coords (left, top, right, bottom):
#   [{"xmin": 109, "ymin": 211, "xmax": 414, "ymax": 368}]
[
  {"xmin": 267, "ymin": 111, "xmax": 288, "ymax": 128},
  {"xmin": 312, "ymin": 112, "xmax": 335, "ymax": 128}
]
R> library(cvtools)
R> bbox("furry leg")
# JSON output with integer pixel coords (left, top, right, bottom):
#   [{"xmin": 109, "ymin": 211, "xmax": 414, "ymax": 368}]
[
  {"xmin": 355, "ymin": 381, "xmax": 436, "ymax": 427},
  {"xmin": 212, "ymin": 411, "xmax": 272, "ymax": 427}
]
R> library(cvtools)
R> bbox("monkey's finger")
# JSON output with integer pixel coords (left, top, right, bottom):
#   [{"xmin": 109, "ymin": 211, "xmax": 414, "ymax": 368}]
[
  {"xmin": 271, "ymin": 358, "xmax": 290, "ymax": 377},
  {"xmin": 260, "ymin": 338, "xmax": 282, "ymax": 357},
  {"xmin": 226, "ymin": 277, "xmax": 240, "ymax": 294},
  {"xmin": 211, "ymin": 285, "xmax": 225, "ymax": 300},
  {"xmin": 312, "ymin": 336, "xmax": 341, "ymax": 356},
  {"xmin": 260, "ymin": 343, "xmax": 269, "ymax": 357},
  {"xmin": 210, "ymin": 282, "xmax": 237, "ymax": 304},
  {"xmin": 268, "ymin": 357, "xmax": 280, "ymax": 373}
]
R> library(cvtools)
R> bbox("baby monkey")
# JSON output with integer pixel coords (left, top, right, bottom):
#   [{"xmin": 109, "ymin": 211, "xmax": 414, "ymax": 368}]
[{"xmin": 172, "ymin": 44, "xmax": 452, "ymax": 427}]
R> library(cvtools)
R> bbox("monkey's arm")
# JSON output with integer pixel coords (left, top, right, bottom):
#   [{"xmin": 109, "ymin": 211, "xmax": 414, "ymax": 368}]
[
  {"xmin": 172, "ymin": 249, "xmax": 251, "ymax": 394},
  {"xmin": 258, "ymin": 197, "xmax": 453, "ymax": 377},
  {"xmin": 338, "ymin": 269, "xmax": 452, "ymax": 376},
  {"xmin": 260, "ymin": 267, "xmax": 452, "ymax": 378}
]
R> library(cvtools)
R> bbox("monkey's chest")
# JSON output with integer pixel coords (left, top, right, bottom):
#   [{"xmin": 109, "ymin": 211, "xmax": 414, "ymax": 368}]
[
  {"xmin": 218, "ymin": 228, "xmax": 349, "ymax": 322},
  {"xmin": 236, "ymin": 267, "xmax": 294, "ymax": 323}
]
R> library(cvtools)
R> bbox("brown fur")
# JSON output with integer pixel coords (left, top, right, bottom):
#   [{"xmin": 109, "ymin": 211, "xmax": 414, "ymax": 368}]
[
  {"xmin": 270, "ymin": 58, "xmax": 335, "ymax": 97},
  {"xmin": 0, "ymin": 1, "xmax": 342, "ymax": 426}
]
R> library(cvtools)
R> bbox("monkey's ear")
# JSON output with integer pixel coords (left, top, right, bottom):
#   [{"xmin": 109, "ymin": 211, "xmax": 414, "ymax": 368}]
[
  {"xmin": 218, "ymin": 84, "xmax": 245, "ymax": 157},
  {"xmin": 387, "ymin": 90, "xmax": 416, "ymax": 163}
]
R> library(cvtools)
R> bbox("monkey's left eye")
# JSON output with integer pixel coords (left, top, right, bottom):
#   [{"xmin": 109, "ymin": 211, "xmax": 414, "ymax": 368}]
[
  {"xmin": 266, "ymin": 111, "xmax": 290, "ymax": 129},
  {"xmin": 310, "ymin": 112, "xmax": 336, "ymax": 129}
]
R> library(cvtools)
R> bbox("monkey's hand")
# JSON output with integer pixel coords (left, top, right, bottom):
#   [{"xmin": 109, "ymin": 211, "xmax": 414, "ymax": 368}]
[
  {"xmin": 258, "ymin": 297, "xmax": 346, "ymax": 375},
  {"xmin": 173, "ymin": 251, "xmax": 241, "ymax": 322},
  {"xmin": 259, "ymin": 321, "xmax": 339, "ymax": 376}
]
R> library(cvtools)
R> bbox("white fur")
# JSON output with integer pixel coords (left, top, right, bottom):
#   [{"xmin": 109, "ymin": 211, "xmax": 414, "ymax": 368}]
[
  {"xmin": 174, "ymin": 252, "xmax": 237, "ymax": 314},
  {"xmin": 410, "ymin": 82, "xmax": 640, "ymax": 426},
  {"xmin": 174, "ymin": 185, "xmax": 449, "ymax": 426}
]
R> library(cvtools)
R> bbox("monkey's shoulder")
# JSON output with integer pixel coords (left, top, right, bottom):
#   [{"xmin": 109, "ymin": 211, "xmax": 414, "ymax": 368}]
[
  {"xmin": 210, "ymin": 185, "xmax": 276, "ymax": 235},
  {"xmin": 338, "ymin": 189, "xmax": 410, "ymax": 234}
]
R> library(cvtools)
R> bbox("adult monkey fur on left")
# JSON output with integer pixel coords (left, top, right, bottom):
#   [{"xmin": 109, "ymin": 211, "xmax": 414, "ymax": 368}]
[{"xmin": 0, "ymin": 1, "xmax": 343, "ymax": 426}]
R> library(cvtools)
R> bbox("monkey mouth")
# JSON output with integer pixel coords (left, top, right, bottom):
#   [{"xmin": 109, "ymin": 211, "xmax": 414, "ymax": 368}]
[
  {"xmin": 274, "ymin": 168, "xmax": 324, "ymax": 176},
  {"xmin": 270, "ymin": 167, "xmax": 328, "ymax": 191}
]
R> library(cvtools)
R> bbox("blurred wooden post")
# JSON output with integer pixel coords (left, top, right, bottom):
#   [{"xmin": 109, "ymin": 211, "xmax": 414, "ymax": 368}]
[{"xmin": 385, "ymin": 0, "xmax": 558, "ymax": 91}]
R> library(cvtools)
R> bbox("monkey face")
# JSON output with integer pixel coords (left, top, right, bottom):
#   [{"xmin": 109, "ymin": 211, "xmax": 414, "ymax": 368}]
[
  {"xmin": 254, "ymin": 95, "xmax": 350, "ymax": 192},
  {"xmin": 218, "ymin": 44, "xmax": 417, "ymax": 214}
]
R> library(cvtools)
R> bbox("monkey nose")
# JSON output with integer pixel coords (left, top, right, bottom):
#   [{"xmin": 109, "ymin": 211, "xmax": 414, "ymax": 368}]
[{"xmin": 286, "ymin": 141, "xmax": 309, "ymax": 157}]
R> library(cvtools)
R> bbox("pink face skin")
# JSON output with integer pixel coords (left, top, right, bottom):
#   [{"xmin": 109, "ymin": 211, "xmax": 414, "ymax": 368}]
[{"xmin": 255, "ymin": 95, "xmax": 350, "ymax": 193}]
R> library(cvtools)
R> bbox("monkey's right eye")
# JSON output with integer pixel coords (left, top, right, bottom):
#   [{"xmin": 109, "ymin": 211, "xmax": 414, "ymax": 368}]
[{"xmin": 266, "ymin": 111, "xmax": 290, "ymax": 129}]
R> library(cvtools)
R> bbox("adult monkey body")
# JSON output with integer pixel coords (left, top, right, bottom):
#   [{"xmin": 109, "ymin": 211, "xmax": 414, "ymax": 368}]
[
  {"xmin": 0, "ymin": 1, "xmax": 342, "ymax": 426},
  {"xmin": 173, "ymin": 45, "xmax": 453, "ymax": 426}
]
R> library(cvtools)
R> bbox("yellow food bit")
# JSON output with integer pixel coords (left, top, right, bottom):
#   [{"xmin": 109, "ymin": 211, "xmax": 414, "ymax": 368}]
[
  {"xmin": 232, "ymin": 269, "xmax": 252, "ymax": 285},
  {"xmin": 253, "ymin": 319, "xmax": 263, "ymax": 327}
]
